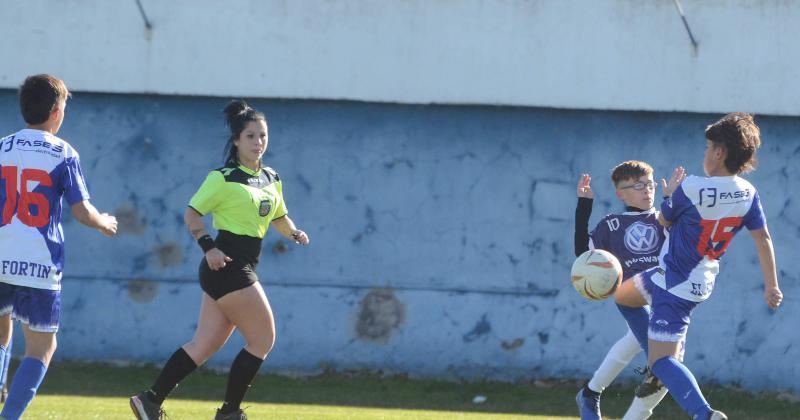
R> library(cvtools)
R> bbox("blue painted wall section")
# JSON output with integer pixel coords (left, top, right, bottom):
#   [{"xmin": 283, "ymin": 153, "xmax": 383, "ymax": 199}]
[{"xmin": 0, "ymin": 92, "xmax": 797, "ymax": 391}]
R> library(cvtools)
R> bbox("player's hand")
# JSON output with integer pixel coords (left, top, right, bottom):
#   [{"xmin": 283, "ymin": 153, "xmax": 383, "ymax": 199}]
[
  {"xmin": 577, "ymin": 174, "xmax": 594, "ymax": 199},
  {"xmin": 99, "ymin": 213, "xmax": 118, "ymax": 237},
  {"xmin": 291, "ymin": 229, "xmax": 310, "ymax": 245},
  {"xmin": 660, "ymin": 166, "xmax": 686, "ymax": 197},
  {"xmin": 765, "ymin": 286, "xmax": 783, "ymax": 309},
  {"xmin": 205, "ymin": 248, "xmax": 232, "ymax": 270}
]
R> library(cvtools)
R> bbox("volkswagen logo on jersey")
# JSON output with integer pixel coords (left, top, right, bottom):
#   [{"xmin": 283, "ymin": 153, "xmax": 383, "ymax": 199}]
[
  {"xmin": 623, "ymin": 222, "xmax": 659, "ymax": 254},
  {"xmin": 259, "ymin": 200, "xmax": 271, "ymax": 217}
]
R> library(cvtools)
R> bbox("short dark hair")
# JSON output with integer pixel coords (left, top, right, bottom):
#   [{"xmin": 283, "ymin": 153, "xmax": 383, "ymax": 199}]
[
  {"xmin": 222, "ymin": 100, "xmax": 267, "ymax": 165},
  {"xmin": 705, "ymin": 112, "xmax": 761, "ymax": 174},
  {"xmin": 19, "ymin": 74, "xmax": 70, "ymax": 125},
  {"xmin": 611, "ymin": 160, "xmax": 653, "ymax": 187}
]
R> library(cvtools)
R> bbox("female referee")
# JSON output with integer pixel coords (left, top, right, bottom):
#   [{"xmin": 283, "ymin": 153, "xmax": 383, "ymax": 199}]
[{"xmin": 130, "ymin": 100, "xmax": 310, "ymax": 420}]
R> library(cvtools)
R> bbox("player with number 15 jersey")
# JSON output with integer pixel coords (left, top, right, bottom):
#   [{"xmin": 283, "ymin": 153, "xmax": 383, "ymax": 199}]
[{"xmin": 656, "ymin": 174, "xmax": 765, "ymax": 302}]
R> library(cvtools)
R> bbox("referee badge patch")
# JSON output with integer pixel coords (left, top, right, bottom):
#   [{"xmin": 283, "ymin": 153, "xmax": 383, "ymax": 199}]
[{"xmin": 259, "ymin": 200, "xmax": 272, "ymax": 217}]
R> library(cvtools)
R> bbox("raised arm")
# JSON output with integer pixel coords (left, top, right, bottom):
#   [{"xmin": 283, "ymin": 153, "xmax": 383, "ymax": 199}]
[
  {"xmin": 574, "ymin": 174, "xmax": 594, "ymax": 256},
  {"xmin": 70, "ymin": 200, "xmax": 117, "ymax": 237},
  {"xmin": 750, "ymin": 227, "xmax": 782, "ymax": 309}
]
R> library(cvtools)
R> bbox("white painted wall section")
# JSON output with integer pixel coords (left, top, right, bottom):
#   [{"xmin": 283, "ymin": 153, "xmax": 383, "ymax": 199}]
[{"xmin": 1, "ymin": 1, "xmax": 799, "ymax": 115}]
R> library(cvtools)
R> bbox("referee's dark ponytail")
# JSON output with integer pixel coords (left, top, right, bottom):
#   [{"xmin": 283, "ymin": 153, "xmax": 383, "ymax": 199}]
[{"xmin": 222, "ymin": 100, "xmax": 267, "ymax": 165}]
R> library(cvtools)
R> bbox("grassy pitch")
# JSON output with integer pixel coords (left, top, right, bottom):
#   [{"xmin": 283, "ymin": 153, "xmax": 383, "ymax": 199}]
[{"xmin": 14, "ymin": 362, "xmax": 799, "ymax": 419}]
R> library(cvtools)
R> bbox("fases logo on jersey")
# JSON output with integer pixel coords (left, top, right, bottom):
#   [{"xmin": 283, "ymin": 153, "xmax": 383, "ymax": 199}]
[{"xmin": 623, "ymin": 222, "xmax": 659, "ymax": 254}]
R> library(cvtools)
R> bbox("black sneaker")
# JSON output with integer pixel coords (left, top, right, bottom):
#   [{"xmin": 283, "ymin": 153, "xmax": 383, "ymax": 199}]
[
  {"xmin": 214, "ymin": 408, "xmax": 248, "ymax": 420},
  {"xmin": 635, "ymin": 370, "xmax": 664, "ymax": 398},
  {"xmin": 130, "ymin": 391, "xmax": 166, "ymax": 420}
]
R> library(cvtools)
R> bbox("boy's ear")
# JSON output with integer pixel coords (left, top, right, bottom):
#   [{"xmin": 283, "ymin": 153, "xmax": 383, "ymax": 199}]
[
  {"xmin": 713, "ymin": 145, "xmax": 726, "ymax": 160},
  {"xmin": 615, "ymin": 188, "xmax": 623, "ymax": 199}
]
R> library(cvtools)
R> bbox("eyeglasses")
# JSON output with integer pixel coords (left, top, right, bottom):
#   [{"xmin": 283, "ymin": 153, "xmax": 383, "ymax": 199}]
[{"xmin": 619, "ymin": 181, "xmax": 656, "ymax": 191}]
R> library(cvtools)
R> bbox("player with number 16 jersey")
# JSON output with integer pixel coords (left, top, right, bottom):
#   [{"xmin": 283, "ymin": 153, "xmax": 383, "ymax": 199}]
[{"xmin": 0, "ymin": 128, "xmax": 88, "ymax": 290}]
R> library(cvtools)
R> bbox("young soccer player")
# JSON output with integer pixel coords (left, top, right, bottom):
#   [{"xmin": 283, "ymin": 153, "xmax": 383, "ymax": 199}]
[
  {"xmin": 0, "ymin": 74, "xmax": 118, "ymax": 420},
  {"xmin": 615, "ymin": 113, "xmax": 783, "ymax": 420},
  {"xmin": 130, "ymin": 100, "xmax": 310, "ymax": 420},
  {"xmin": 574, "ymin": 161, "xmax": 669, "ymax": 420}
]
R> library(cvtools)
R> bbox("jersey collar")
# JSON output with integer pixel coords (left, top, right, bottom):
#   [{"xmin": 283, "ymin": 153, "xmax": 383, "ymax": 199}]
[
  {"xmin": 622, "ymin": 206, "xmax": 656, "ymax": 215},
  {"xmin": 237, "ymin": 164, "xmax": 261, "ymax": 176}
]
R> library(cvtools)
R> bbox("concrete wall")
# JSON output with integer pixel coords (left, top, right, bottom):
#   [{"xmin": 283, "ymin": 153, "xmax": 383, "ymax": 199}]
[
  {"xmin": 1, "ymin": 1, "xmax": 800, "ymax": 115},
  {"xmin": 1, "ymin": 91, "xmax": 797, "ymax": 392}
]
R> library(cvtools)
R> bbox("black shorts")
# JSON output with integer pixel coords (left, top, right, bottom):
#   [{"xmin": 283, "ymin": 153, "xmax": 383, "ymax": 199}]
[{"xmin": 199, "ymin": 259, "xmax": 258, "ymax": 300}]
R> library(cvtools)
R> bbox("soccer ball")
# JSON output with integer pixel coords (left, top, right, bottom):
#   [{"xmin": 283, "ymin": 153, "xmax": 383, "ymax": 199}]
[{"xmin": 571, "ymin": 249, "xmax": 622, "ymax": 300}]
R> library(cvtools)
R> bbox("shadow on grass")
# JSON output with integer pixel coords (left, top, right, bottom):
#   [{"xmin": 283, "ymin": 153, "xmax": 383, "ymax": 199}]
[{"xmin": 21, "ymin": 361, "xmax": 800, "ymax": 420}]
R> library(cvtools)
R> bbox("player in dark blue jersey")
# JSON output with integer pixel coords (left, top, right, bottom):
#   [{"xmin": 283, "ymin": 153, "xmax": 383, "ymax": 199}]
[
  {"xmin": 615, "ymin": 113, "xmax": 783, "ymax": 420},
  {"xmin": 574, "ymin": 161, "xmax": 668, "ymax": 420}
]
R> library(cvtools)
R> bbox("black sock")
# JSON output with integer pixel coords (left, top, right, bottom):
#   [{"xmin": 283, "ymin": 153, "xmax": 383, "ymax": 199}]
[
  {"xmin": 219, "ymin": 349, "xmax": 264, "ymax": 414},
  {"xmin": 149, "ymin": 347, "xmax": 198, "ymax": 405},
  {"xmin": 583, "ymin": 386, "xmax": 601, "ymax": 398}
]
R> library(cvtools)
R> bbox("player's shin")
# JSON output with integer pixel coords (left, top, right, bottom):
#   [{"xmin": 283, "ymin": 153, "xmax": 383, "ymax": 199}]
[
  {"xmin": 651, "ymin": 356, "xmax": 713, "ymax": 419},
  {"xmin": 588, "ymin": 330, "xmax": 641, "ymax": 393},
  {"xmin": 622, "ymin": 387, "xmax": 668, "ymax": 420},
  {"xmin": 0, "ymin": 357, "xmax": 48, "ymax": 420},
  {"xmin": 219, "ymin": 348, "xmax": 264, "ymax": 415}
]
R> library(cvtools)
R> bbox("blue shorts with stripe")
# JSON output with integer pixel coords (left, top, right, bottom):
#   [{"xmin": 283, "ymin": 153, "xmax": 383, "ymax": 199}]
[
  {"xmin": 633, "ymin": 267, "xmax": 698, "ymax": 343},
  {"xmin": 0, "ymin": 283, "xmax": 60, "ymax": 333}
]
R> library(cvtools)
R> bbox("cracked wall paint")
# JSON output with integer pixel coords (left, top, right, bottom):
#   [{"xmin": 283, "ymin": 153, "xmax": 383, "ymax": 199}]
[{"xmin": 0, "ymin": 93, "xmax": 797, "ymax": 392}]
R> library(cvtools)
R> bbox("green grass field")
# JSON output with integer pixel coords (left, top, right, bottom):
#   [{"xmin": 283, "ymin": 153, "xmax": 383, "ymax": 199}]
[{"xmin": 13, "ymin": 362, "xmax": 798, "ymax": 419}]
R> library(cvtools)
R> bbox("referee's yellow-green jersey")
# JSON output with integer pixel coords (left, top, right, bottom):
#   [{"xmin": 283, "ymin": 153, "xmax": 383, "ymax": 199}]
[{"xmin": 188, "ymin": 164, "xmax": 288, "ymax": 238}]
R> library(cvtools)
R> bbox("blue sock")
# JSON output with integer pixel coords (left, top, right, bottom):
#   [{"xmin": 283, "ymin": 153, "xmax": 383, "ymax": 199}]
[
  {"xmin": 616, "ymin": 304, "xmax": 650, "ymax": 355},
  {"xmin": 0, "ymin": 344, "xmax": 7, "ymax": 389},
  {"xmin": 652, "ymin": 356, "xmax": 713, "ymax": 420},
  {"xmin": 0, "ymin": 357, "xmax": 48, "ymax": 420},
  {"xmin": 0, "ymin": 340, "xmax": 10, "ymax": 389}
]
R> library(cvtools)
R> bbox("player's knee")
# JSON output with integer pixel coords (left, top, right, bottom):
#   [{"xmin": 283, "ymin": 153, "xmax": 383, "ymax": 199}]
[
  {"xmin": 25, "ymin": 333, "xmax": 57, "ymax": 364},
  {"xmin": 247, "ymin": 332, "xmax": 275, "ymax": 358},
  {"xmin": 184, "ymin": 339, "xmax": 222, "ymax": 364}
]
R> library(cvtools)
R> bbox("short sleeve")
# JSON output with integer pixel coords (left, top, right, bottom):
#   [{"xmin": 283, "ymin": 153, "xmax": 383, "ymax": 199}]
[
  {"xmin": 743, "ymin": 191, "xmax": 767, "ymax": 230},
  {"xmin": 188, "ymin": 171, "xmax": 225, "ymax": 215},
  {"xmin": 271, "ymin": 180, "xmax": 288, "ymax": 220},
  {"xmin": 62, "ymin": 155, "xmax": 91, "ymax": 205},
  {"xmin": 661, "ymin": 183, "xmax": 691, "ymax": 222}
]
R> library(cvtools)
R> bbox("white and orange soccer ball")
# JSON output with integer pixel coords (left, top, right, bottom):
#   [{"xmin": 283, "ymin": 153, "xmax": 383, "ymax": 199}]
[{"xmin": 571, "ymin": 249, "xmax": 623, "ymax": 300}]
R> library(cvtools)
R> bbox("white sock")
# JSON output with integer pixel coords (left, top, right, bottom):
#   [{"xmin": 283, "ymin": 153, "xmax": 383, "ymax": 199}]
[
  {"xmin": 622, "ymin": 386, "xmax": 669, "ymax": 420},
  {"xmin": 587, "ymin": 329, "xmax": 642, "ymax": 392}
]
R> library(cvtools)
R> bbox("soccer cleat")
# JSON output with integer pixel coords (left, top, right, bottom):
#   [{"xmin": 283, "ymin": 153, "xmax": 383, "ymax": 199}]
[
  {"xmin": 0, "ymin": 386, "xmax": 6, "ymax": 403},
  {"xmin": 130, "ymin": 392, "xmax": 166, "ymax": 420},
  {"xmin": 214, "ymin": 408, "xmax": 248, "ymax": 420},
  {"xmin": 575, "ymin": 387, "xmax": 602, "ymax": 420},
  {"xmin": 709, "ymin": 411, "xmax": 728, "ymax": 420},
  {"xmin": 634, "ymin": 370, "xmax": 664, "ymax": 398}
]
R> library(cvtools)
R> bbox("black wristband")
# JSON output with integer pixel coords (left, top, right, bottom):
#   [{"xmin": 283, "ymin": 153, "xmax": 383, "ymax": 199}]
[{"xmin": 197, "ymin": 234, "xmax": 216, "ymax": 253}]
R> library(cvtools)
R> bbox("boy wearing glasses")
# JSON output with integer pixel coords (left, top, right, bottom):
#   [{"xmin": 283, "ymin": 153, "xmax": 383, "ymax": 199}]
[{"xmin": 574, "ymin": 161, "xmax": 668, "ymax": 420}]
